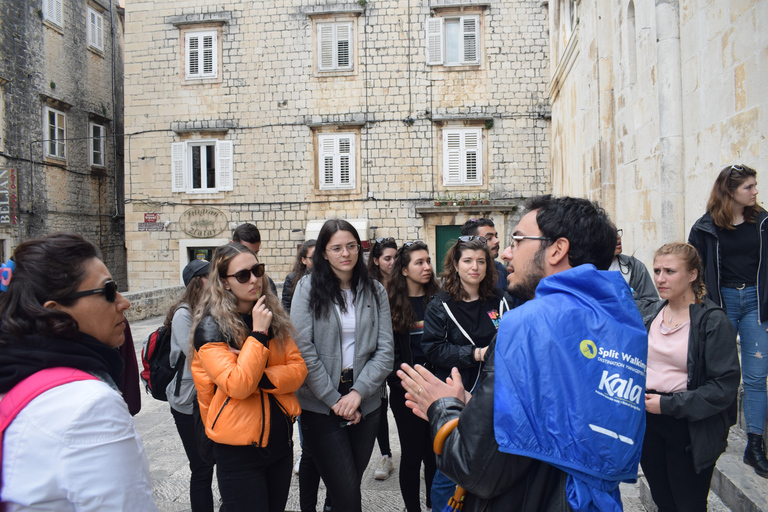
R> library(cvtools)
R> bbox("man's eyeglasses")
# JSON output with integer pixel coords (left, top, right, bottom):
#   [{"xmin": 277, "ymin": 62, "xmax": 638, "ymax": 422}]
[
  {"xmin": 327, "ymin": 243, "xmax": 360, "ymax": 255},
  {"xmin": 511, "ymin": 235, "xmax": 551, "ymax": 249},
  {"xmin": 226, "ymin": 264, "xmax": 266, "ymax": 283},
  {"xmin": 458, "ymin": 235, "xmax": 487, "ymax": 244},
  {"xmin": 373, "ymin": 237, "xmax": 395, "ymax": 245},
  {"xmin": 61, "ymin": 280, "xmax": 119, "ymax": 303}
]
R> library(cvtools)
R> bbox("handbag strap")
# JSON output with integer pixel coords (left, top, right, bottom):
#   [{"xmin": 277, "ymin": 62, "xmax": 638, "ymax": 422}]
[{"xmin": 442, "ymin": 301, "xmax": 476, "ymax": 346}]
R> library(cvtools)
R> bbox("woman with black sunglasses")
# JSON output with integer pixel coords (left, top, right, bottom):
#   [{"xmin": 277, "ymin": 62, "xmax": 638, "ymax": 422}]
[
  {"xmin": 421, "ymin": 236, "xmax": 512, "ymax": 511},
  {"xmin": 0, "ymin": 233, "xmax": 157, "ymax": 510},
  {"xmin": 190, "ymin": 242, "xmax": 307, "ymax": 511},
  {"xmin": 689, "ymin": 164, "xmax": 768, "ymax": 478},
  {"xmin": 386, "ymin": 241, "xmax": 441, "ymax": 512},
  {"xmin": 291, "ymin": 219, "xmax": 393, "ymax": 512}
]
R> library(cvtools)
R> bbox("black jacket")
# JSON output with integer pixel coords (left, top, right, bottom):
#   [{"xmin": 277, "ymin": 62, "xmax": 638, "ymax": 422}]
[
  {"xmin": 422, "ymin": 290, "xmax": 511, "ymax": 391},
  {"xmin": 642, "ymin": 298, "xmax": 740, "ymax": 473},
  {"xmin": 615, "ymin": 254, "xmax": 658, "ymax": 310},
  {"xmin": 688, "ymin": 208, "xmax": 768, "ymax": 323},
  {"xmin": 427, "ymin": 341, "xmax": 570, "ymax": 512}
]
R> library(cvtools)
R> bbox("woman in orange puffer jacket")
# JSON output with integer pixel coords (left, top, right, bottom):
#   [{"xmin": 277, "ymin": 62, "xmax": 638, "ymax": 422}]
[{"xmin": 190, "ymin": 242, "xmax": 307, "ymax": 512}]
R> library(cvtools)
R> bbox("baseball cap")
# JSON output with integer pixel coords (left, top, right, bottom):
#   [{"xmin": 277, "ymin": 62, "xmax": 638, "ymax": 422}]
[{"xmin": 183, "ymin": 259, "xmax": 210, "ymax": 287}]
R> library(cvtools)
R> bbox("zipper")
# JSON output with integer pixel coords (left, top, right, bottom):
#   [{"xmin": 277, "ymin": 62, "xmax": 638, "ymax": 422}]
[
  {"xmin": 756, "ymin": 215, "xmax": 766, "ymax": 324},
  {"xmin": 258, "ymin": 392, "xmax": 266, "ymax": 447},
  {"xmin": 210, "ymin": 396, "xmax": 230, "ymax": 430},
  {"xmin": 715, "ymin": 236, "xmax": 723, "ymax": 308}
]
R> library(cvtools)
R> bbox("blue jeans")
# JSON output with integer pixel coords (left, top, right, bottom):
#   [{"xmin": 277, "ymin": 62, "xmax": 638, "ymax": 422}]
[
  {"xmin": 431, "ymin": 469, "xmax": 458, "ymax": 512},
  {"xmin": 721, "ymin": 286, "xmax": 768, "ymax": 434}
]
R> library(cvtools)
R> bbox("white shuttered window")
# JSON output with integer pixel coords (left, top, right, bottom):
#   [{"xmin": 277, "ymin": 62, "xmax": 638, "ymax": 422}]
[
  {"xmin": 443, "ymin": 128, "xmax": 482, "ymax": 186},
  {"xmin": 89, "ymin": 123, "xmax": 105, "ymax": 167},
  {"xmin": 318, "ymin": 133, "xmax": 355, "ymax": 190},
  {"xmin": 318, "ymin": 22, "xmax": 353, "ymax": 71},
  {"xmin": 43, "ymin": 0, "xmax": 63, "ymax": 29},
  {"xmin": 185, "ymin": 31, "xmax": 217, "ymax": 80},
  {"xmin": 87, "ymin": 7, "xmax": 104, "ymax": 51},
  {"xmin": 425, "ymin": 15, "xmax": 479, "ymax": 66},
  {"xmin": 43, "ymin": 107, "xmax": 66, "ymax": 159},
  {"xmin": 171, "ymin": 140, "xmax": 233, "ymax": 193}
]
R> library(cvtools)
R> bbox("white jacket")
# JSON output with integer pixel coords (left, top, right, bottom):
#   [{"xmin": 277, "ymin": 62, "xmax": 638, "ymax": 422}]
[{"xmin": 1, "ymin": 379, "xmax": 158, "ymax": 511}]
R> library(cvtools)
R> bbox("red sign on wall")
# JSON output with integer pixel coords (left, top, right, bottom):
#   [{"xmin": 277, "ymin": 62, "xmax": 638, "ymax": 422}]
[{"xmin": 144, "ymin": 213, "xmax": 158, "ymax": 223}]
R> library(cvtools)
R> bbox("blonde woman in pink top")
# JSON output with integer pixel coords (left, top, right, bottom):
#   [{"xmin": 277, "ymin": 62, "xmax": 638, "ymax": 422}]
[{"xmin": 640, "ymin": 243, "xmax": 740, "ymax": 512}]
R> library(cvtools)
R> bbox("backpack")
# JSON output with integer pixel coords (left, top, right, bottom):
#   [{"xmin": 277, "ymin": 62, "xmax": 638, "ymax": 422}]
[
  {"xmin": 1, "ymin": 367, "xmax": 98, "ymax": 494},
  {"xmin": 140, "ymin": 320, "xmax": 185, "ymax": 402}
]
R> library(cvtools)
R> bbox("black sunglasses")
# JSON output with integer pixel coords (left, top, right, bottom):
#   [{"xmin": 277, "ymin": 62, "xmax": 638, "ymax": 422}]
[
  {"xmin": 374, "ymin": 237, "xmax": 396, "ymax": 245},
  {"xmin": 226, "ymin": 263, "xmax": 265, "ymax": 283},
  {"xmin": 61, "ymin": 280, "xmax": 118, "ymax": 303},
  {"xmin": 458, "ymin": 235, "xmax": 487, "ymax": 244}
]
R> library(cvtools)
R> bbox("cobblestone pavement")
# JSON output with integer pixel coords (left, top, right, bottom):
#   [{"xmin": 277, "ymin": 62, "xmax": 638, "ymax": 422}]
[{"xmin": 130, "ymin": 315, "xmax": 650, "ymax": 512}]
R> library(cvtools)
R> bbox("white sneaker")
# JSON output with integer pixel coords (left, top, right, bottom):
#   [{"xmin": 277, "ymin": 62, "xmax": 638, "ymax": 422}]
[
  {"xmin": 293, "ymin": 455, "xmax": 301, "ymax": 474},
  {"xmin": 373, "ymin": 454, "xmax": 394, "ymax": 480}
]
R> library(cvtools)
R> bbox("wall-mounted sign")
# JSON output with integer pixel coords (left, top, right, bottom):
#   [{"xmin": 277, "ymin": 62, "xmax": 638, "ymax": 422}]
[
  {"xmin": 144, "ymin": 213, "xmax": 158, "ymax": 223},
  {"xmin": 0, "ymin": 168, "xmax": 18, "ymax": 226},
  {"xmin": 139, "ymin": 223, "xmax": 165, "ymax": 232},
  {"xmin": 178, "ymin": 207, "xmax": 228, "ymax": 238}
]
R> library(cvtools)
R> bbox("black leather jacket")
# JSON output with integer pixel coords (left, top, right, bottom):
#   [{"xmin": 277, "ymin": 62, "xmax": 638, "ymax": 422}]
[
  {"xmin": 688, "ymin": 208, "xmax": 768, "ymax": 323},
  {"xmin": 642, "ymin": 298, "xmax": 740, "ymax": 472},
  {"xmin": 427, "ymin": 341, "xmax": 571, "ymax": 512}
]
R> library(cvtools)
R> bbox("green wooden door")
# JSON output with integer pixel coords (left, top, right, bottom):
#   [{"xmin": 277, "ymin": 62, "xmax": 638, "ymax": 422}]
[{"xmin": 435, "ymin": 225, "xmax": 463, "ymax": 275}]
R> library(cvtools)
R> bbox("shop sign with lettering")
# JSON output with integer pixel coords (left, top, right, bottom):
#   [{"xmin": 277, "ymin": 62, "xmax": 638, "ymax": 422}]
[
  {"xmin": 0, "ymin": 169, "xmax": 18, "ymax": 226},
  {"xmin": 179, "ymin": 207, "xmax": 228, "ymax": 238}
]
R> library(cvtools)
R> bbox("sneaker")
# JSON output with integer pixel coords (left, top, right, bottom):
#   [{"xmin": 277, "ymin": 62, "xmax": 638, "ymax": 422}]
[
  {"xmin": 293, "ymin": 455, "xmax": 301, "ymax": 474},
  {"xmin": 373, "ymin": 454, "xmax": 394, "ymax": 480}
]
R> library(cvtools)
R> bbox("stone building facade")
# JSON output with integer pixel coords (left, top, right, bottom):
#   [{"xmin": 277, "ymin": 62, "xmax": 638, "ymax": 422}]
[
  {"xmin": 0, "ymin": 0, "xmax": 127, "ymax": 285},
  {"xmin": 123, "ymin": 0, "xmax": 550, "ymax": 290},
  {"xmin": 548, "ymin": 0, "xmax": 767, "ymax": 264}
]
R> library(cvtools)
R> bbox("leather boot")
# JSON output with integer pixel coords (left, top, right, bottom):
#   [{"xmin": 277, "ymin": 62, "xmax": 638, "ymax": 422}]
[{"xmin": 744, "ymin": 433, "xmax": 768, "ymax": 478}]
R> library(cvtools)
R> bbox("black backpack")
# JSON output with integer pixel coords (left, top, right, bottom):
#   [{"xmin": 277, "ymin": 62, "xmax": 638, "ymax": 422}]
[{"xmin": 140, "ymin": 323, "xmax": 185, "ymax": 401}]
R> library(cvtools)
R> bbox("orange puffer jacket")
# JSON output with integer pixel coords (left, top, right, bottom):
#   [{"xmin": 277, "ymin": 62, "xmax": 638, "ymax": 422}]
[{"xmin": 191, "ymin": 316, "xmax": 307, "ymax": 447}]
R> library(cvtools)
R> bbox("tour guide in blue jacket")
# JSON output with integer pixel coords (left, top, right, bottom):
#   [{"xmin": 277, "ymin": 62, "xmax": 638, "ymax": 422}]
[{"xmin": 398, "ymin": 195, "xmax": 648, "ymax": 512}]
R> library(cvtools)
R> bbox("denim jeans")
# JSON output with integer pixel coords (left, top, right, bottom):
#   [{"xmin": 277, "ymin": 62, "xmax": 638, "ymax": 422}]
[
  {"xmin": 721, "ymin": 286, "xmax": 768, "ymax": 434},
  {"xmin": 170, "ymin": 407, "xmax": 215, "ymax": 512},
  {"xmin": 430, "ymin": 469, "xmax": 458, "ymax": 512},
  {"xmin": 299, "ymin": 407, "xmax": 381, "ymax": 512}
]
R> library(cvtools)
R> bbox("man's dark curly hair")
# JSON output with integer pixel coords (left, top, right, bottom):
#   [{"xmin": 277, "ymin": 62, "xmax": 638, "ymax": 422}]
[{"xmin": 526, "ymin": 195, "xmax": 616, "ymax": 270}]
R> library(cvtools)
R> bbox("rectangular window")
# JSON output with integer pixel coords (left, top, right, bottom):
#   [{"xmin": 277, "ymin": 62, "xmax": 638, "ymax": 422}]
[
  {"xmin": 426, "ymin": 15, "xmax": 479, "ymax": 66},
  {"xmin": 171, "ymin": 140, "xmax": 233, "ymax": 193},
  {"xmin": 318, "ymin": 22, "xmax": 353, "ymax": 71},
  {"xmin": 42, "ymin": 0, "xmax": 63, "ymax": 29},
  {"xmin": 87, "ymin": 7, "xmax": 104, "ymax": 52},
  {"xmin": 185, "ymin": 31, "xmax": 218, "ymax": 80},
  {"xmin": 318, "ymin": 133, "xmax": 355, "ymax": 190},
  {"xmin": 443, "ymin": 128, "xmax": 482, "ymax": 186},
  {"xmin": 89, "ymin": 123, "xmax": 105, "ymax": 167},
  {"xmin": 44, "ymin": 107, "xmax": 66, "ymax": 159}
]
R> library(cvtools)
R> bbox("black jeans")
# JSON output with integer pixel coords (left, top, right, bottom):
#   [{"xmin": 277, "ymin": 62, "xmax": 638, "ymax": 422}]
[
  {"xmin": 213, "ymin": 442, "xmax": 292, "ymax": 512},
  {"xmin": 170, "ymin": 407, "xmax": 215, "ymax": 512},
  {"xmin": 376, "ymin": 394, "xmax": 392, "ymax": 457},
  {"xmin": 389, "ymin": 379, "xmax": 435, "ymax": 512},
  {"xmin": 641, "ymin": 413, "xmax": 715, "ymax": 512},
  {"xmin": 299, "ymin": 406, "xmax": 381, "ymax": 512}
]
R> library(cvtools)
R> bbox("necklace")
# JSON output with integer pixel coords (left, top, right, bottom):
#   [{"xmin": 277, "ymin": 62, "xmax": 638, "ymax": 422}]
[{"xmin": 664, "ymin": 305, "xmax": 687, "ymax": 327}]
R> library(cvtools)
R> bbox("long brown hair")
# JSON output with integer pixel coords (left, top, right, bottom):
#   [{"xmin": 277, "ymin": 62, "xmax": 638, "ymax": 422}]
[
  {"xmin": 440, "ymin": 238, "xmax": 497, "ymax": 302},
  {"xmin": 387, "ymin": 242, "xmax": 441, "ymax": 333},
  {"xmin": 163, "ymin": 275, "xmax": 206, "ymax": 330},
  {"xmin": 706, "ymin": 164, "xmax": 761, "ymax": 229},
  {"xmin": 653, "ymin": 243, "xmax": 707, "ymax": 301},
  {"xmin": 191, "ymin": 243, "xmax": 294, "ymax": 350}
]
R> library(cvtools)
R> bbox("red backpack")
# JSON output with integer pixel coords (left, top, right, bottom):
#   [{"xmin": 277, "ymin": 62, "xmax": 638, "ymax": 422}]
[{"xmin": 140, "ymin": 323, "xmax": 185, "ymax": 402}]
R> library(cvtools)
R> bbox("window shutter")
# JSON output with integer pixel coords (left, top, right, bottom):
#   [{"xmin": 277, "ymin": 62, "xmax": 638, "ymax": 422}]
[
  {"xmin": 318, "ymin": 25, "xmax": 334, "ymax": 70},
  {"xmin": 187, "ymin": 35, "xmax": 199, "ymax": 77},
  {"xmin": 171, "ymin": 143, "xmax": 185, "ymax": 192},
  {"xmin": 203, "ymin": 34, "xmax": 215, "ymax": 75},
  {"xmin": 96, "ymin": 12, "xmax": 103, "ymax": 50},
  {"xmin": 462, "ymin": 17, "xmax": 478, "ymax": 63},
  {"xmin": 338, "ymin": 136, "xmax": 354, "ymax": 186},
  {"xmin": 320, "ymin": 136, "xmax": 335, "ymax": 188},
  {"xmin": 336, "ymin": 24, "xmax": 351, "ymax": 69},
  {"xmin": 426, "ymin": 18, "xmax": 444, "ymax": 65},
  {"xmin": 464, "ymin": 129, "xmax": 480, "ymax": 183},
  {"xmin": 444, "ymin": 131, "xmax": 462, "ymax": 185},
  {"xmin": 216, "ymin": 140, "xmax": 233, "ymax": 191}
]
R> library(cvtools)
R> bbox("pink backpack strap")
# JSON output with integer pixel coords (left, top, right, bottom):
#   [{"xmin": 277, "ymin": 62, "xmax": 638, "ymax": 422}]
[{"xmin": 0, "ymin": 367, "xmax": 98, "ymax": 504}]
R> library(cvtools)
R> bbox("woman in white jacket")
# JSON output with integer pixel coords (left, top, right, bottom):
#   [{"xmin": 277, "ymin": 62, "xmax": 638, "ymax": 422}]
[{"xmin": 0, "ymin": 233, "xmax": 157, "ymax": 511}]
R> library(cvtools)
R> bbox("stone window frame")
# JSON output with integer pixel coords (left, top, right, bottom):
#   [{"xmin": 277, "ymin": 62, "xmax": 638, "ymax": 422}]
[
  {"xmin": 425, "ymin": 4, "xmax": 489, "ymax": 70},
  {"xmin": 171, "ymin": 138, "xmax": 233, "ymax": 194},
  {"xmin": 184, "ymin": 29, "xmax": 218, "ymax": 81},
  {"xmin": 317, "ymin": 21, "xmax": 354, "ymax": 73},
  {"xmin": 305, "ymin": 6, "xmax": 363, "ymax": 78},
  {"xmin": 86, "ymin": 6, "xmax": 105, "ymax": 53},
  {"xmin": 316, "ymin": 131, "xmax": 357, "ymax": 191},
  {"xmin": 441, "ymin": 126, "xmax": 483, "ymax": 186},
  {"xmin": 43, "ymin": 106, "xmax": 67, "ymax": 161},
  {"xmin": 89, "ymin": 122, "xmax": 106, "ymax": 168},
  {"xmin": 42, "ymin": 0, "xmax": 64, "ymax": 30}
]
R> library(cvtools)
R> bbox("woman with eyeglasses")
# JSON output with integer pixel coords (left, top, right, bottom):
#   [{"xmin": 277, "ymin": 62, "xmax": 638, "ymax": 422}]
[
  {"xmin": 282, "ymin": 239, "xmax": 316, "ymax": 314},
  {"xmin": 386, "ymin": 241, "xmax": 441, "ymax": 512},
  {"xmin": 689, "ymin": 164, "xmax": 768, "ymax": 478},
  {"xmin": 421, "ymin": 236, "xmax": 512, "ymax": 511},
  {"xmin": 0, "ymin": 233, "xmax": 157, "ymax": 510},
  {"xmin": 609, "ymin": 224, "xmax": 658, "ymax": 310},
  {"xmin": 291, "ymin": 219, "xmax": 394, "ymax": 512},
  {"xmin": 190, "ymin": 243, "xmax": 307, "ymax": 511},
  {"xmin": 367, "ymin": 236, "xmax": 398, "ymax": 481}
]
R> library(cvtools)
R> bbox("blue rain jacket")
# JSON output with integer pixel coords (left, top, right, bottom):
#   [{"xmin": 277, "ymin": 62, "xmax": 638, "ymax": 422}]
[{"xmin": 494, "ymin": 265, "xmax": 648, "ymax": 511}]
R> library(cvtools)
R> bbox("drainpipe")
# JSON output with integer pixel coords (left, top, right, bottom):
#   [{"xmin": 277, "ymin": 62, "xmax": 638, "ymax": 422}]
[{"xmin": 655, "ymin": 0, "xmax": 685, "ymax": 242}]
